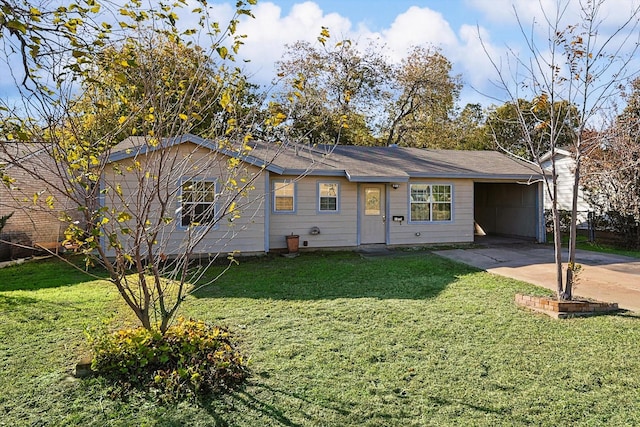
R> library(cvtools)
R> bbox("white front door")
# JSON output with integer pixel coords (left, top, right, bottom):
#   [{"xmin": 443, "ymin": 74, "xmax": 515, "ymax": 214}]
[{"xmin": 360, "ymin": 185, "xmax": 386, "ymax": 244}]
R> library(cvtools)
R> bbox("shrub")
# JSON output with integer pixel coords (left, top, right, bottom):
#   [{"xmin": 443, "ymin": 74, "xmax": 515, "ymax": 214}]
[{"xmin": 87, "ymin": 317, "xmax": 249, "ymax": 400}]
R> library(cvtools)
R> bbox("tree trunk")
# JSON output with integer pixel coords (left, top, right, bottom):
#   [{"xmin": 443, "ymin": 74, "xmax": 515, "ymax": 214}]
[
  {"xmin": 565, "ymin": 153, "xmax": 582, "ymax": 300},
  {"xmin": 548, "ymin": 157, "xmax": 565, "ymax": 300},
  {"xmin": 552, "ymin": 204, "xmax": 565, "ymax": 299}
]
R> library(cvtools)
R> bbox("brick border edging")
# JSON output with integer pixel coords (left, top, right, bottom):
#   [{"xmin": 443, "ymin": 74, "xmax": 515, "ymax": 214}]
[{"xmin": 515, "ymin": 294, "xmax": 619, "ymax": 318}]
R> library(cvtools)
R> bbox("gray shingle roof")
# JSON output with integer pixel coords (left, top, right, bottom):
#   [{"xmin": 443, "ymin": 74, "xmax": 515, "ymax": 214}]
[
  {"xmin": 111, "ymin": 134, "xmax": 543, "ymax": 182},
  {"xmin": 249, "ymin": 142, "xmax": 543, "ymax": 182},
  {"xmin": 0, "ymin": 142, "xmax": 50, "ymax": 167}
]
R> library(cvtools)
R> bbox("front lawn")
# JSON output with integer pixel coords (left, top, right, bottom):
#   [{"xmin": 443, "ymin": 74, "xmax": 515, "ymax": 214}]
[{"xmin": 2, "ymin": 252, "xmax": 640, "ymax": 426}]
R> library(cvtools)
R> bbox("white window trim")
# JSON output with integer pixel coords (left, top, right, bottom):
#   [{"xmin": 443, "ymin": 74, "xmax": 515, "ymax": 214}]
[
  {"xmin": 178, "ymin": 177, "xmax": 219, "ymax": 229},
  {"xmin": 273, "ymin": 179, "xmax": 296, "ymax": 214},
  {"xmin": 408, "ymin": 183, "xmax": 453, "ymax": 223},
  {"xmin": 317, "ymin": 181, "xmax": 340, "ymax": 213}
]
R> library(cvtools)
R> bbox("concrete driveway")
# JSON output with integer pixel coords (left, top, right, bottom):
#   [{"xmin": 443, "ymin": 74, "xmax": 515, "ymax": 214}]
[{"xmin": 435, "ymin": 238, "xmax": 640, "ymax": 312}]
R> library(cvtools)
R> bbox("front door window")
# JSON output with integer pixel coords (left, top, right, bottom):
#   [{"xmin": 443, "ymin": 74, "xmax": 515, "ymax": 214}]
[{"xmin": 365, "ymin": 188, "xmax": 381, "ymax": 215}]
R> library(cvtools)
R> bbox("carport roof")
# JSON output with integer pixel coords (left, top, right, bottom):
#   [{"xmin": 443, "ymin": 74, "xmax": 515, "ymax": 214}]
[{"xmin": 110, "ymin": 134, "xmax": 543, "ymax": 182}]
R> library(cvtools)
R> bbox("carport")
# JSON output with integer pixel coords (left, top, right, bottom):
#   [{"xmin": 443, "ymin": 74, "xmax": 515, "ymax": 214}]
[{"xmin": 474, "ymin": 181, "xmax": 545, "ymax": 243}]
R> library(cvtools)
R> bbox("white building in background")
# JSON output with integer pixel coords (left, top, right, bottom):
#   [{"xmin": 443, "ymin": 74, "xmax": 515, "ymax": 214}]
[{"xmin": 540, "ymin": 148, "xmax": 593, "ymax": 228}]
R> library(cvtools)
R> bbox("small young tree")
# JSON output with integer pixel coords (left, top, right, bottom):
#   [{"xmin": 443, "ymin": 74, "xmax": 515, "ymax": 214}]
[
  {"xmin": 0, "ymin": 0, "xmax": 308, "ymax": 333},
  {"xmin": 483, "ymin": 0, "xmax": 640, "ymax": 299}
]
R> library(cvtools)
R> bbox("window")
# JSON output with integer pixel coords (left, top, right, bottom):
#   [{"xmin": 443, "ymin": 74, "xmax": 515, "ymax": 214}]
[
  {"xmin": 273, "ymin": 180, "xmax": 295, "ymax": 212},
  {"xmin": 410, "ymin": 184, "xmax": 452, "ymax": 222},
  {"xmin": 364, "ymin": 187, "xmax": 381, "ymax": 215},
  {"xmin": 181, "ymin": 179, "xmax": 217, "ymax": 227},
  {"xmin": 318, "ymin": 182, "xmax": 339, "ymax": 212}
]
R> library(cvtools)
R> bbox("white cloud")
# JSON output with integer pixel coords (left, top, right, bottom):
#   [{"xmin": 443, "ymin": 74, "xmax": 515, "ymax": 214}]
[
  {"xmin": 220, "ymin": 1, "xmax": 512, "ymax": 106},
  {"xmin": 456, "ymin": 25, "xmax": 506, "ymax": 100},
  {"xmin": 234, "ymin": 2, "xmax": 354, "ymax": 83},
  {"xmin": 381, "ymin": 6, "xmax": 458, "ymax": 61},
  {"xmin": 468, "ymin": 0, "xmax": 640, "ymax": 30}
]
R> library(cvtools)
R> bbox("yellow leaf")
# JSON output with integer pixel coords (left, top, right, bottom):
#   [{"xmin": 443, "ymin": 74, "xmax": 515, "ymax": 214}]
[
  {"xmin": 220, "ymin": 91, "xmax": 231, "ymax": 109},
  {"xmin": 118, "ymin": 116, "xmax": 126, "ymax": 124},
  {"xmin": 117, "ymin": 211, "xmax": 131, "ymax": 222},
  {"xmin": 179, "ymin": 113, "xmax": 188, "ymax": 121}
]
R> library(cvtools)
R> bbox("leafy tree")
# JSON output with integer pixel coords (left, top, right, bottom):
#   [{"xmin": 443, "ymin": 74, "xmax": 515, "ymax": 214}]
[
  {"xmin": 485, "ymin": 99, "xmax": 580, "ymax": 160},
  {"xmin": 582, "ymin": 78, "xmax": 640, "ymax": 247},
  {"xmin": 383, "ymin": 46, "xmax": 461, "ymax": 148},
  {"xmin": 274, "ymin": 37, "xmax": 386, "ymax": 145},
  {"xmin": 274, "ymin": 38, "xmax": 462, "ymax": 148},
  {"xmin": 70, "ymin": 33, "xmax": 260, "ymax": 144},
  {"xmin": 483, "ymin": 0, "xmax": 640, "ymax": 300},
  {"xmin": 452, "ymin": 103, "xmax": 492, "ymax": 150}
]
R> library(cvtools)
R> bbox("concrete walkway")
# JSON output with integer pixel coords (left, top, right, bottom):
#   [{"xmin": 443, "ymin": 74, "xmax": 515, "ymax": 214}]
[{"xmin": 435, "ymin": 240, "xmax": 640, "ymax": 312}]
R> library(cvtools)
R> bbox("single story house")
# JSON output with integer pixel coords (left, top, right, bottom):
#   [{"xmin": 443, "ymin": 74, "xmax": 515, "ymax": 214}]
[{"xmin": 102, "ymin": 134, "xmax": 545, "ymax": 256}]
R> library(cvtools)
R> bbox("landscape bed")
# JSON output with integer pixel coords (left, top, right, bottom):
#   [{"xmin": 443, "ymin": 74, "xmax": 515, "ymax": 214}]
[{"xmin": 1, "ymin": 252, "xmax": 640, "ymax": 426}]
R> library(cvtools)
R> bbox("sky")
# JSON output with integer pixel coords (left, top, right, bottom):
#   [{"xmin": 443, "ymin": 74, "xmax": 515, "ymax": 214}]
[
  {"xmin": 2, "ymin": 0, "xmax": 639, "ymax": 110},
  {"xmin": 208, "ymin": 0, "xmax": 640, "ymax": 108},
  {"xmin": 219, "ymin": 0, "xmax": 513, "ymax": 106}
]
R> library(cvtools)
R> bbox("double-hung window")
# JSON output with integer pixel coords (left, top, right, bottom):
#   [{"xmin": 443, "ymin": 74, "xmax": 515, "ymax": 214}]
[
  {"xmin": 273, "ymin": 180, "xmax": 295, "ymax": 212},
  {"xmin": 410, "ymin": 184, "xmax": 452, "ymax": 222},
  {"xmin": 181, "ymin": 179, "xmax": 217, "ymax": 227},
  {"xmin": 318, "ymin": 182, "xmax": 339, "ymax": 212}
]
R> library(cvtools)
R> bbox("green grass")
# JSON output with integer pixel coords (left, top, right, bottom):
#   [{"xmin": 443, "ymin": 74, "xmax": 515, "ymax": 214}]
[
  {"xmin": 2, "ymin": 252, "xmax": 640, "ymax": 426},
  {"xmin": 547, "ymin": 232, "xmax": 640, "ymax": 258},
  {"xmin": 575, "ymin": 240, "xmax": 640, "ymax": 258}
]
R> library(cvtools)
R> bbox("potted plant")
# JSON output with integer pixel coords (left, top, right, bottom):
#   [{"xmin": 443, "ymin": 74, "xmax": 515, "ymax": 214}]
[{"xmin": 286, "ymin": 233, "xmax": 299, "ymax": 254}]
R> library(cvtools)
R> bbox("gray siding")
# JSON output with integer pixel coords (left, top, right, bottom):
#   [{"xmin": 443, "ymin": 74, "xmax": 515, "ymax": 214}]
[
  {"xmin": 103, "ymin": 143, "xmax": 266, "ymax": 256},
  {"xmin": 269, "ymin": 176, "xmax": 358, "ymax": 249},
  {"xmin": 388, "ymin": 179, "xmax": 474, "ymax": 245}
]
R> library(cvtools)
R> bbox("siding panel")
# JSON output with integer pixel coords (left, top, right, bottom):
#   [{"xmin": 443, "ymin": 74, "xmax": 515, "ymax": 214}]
[
  {"xmin": 269, "ymin": 176, "xmax": 358, "ymax": 249},
  {"xmin": 103, "ymin": 143, "xmax": 266, "ymax": 257}
]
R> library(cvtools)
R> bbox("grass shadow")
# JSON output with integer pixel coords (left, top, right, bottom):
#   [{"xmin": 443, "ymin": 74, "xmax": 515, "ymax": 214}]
[
  {"xmin": 192, "ymin": 251, "xmax": 475, "ymax": 301},
  {"xmin": 196, "ymin": 379, "xmax": 351, "ymax": 426}
]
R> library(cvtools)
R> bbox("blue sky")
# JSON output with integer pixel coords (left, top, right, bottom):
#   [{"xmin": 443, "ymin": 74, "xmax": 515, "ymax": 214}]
[
  {"xmin": 221, "ymin": 0, "xmax": 640, "ymax": 108},
  {"xmin": 217, "ymin": 0, "xmax": 529, "ymax": 105},
  {"xmin": 267, "ymin": 0, "xmax": 482, "ymax": 31},
  {"xmin": 2, "ymin": 0, "xmax": 639, "ymax": 110}
]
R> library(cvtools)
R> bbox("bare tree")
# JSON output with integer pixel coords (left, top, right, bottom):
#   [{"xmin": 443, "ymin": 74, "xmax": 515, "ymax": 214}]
[{"xmin": 483, "ymin": 0, "xmax": 640, "ymax": 300}]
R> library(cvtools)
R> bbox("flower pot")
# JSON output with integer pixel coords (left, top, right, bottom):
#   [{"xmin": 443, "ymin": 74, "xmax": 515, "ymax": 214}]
[{"xmin": 286, "ymin": 234, "xmax": 299, "ymax": 253}]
